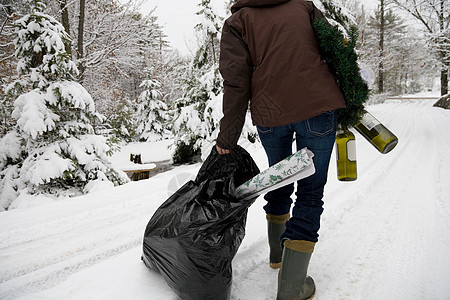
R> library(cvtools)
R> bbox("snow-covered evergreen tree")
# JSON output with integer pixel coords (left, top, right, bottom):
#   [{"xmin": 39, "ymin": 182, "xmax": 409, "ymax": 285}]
[
  {"xmin": 110, "ymin": 97, "xmax": 137, "ymax": 142},
  {"xmin": 0, "ymin": 11, "xmax": 128, "ymax": 210},
  {"xmin": 172, "ymin": 0, "xmax": 258, "ymax": 163},
  {"xmin": 192, "ymin": 0, "xmax": 222, "ymax": 69},
  {"xmin": 171, "ymin": 0, "xmax": 222, "ymax": 164},
  {"xmin": 136, "ymin": 79, "xmax": 169, "ymax": 142},
  {"xmin": 172, "ymin": 66, "xmax": 223, "ymax": 163}
]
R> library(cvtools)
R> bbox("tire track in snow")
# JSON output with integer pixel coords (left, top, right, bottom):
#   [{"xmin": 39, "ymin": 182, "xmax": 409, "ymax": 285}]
[
  {"xmin": 0, "ymin": 179, "xmax": 173, "ymax": 299},
  {"xmin": 320, "ymin": 101, "xmax": 415, "ymax": 241},
  {"xmin": 0, "ymin": 164, "xmax": 203, "ymax": 299},
  {"xmin": 407, "ymin": 101, "xmax": 450, "ymax": 297},
  {"xmin": 231, "ymin": 238, "xmax": 278, "ymax": 300},
  {"xmin": 381, "ymin": 100, "xmax": 450, "ymax": 299},
  {"xmin": 313, "ymin": 100, "xmax": 448, "ymax": 299},
  {"xmin": 0, "ymin": 237, "xmax": 142, "ymax": 300},
  {"xmin": 1, "ymin": 197, "xmax": 148, "ymax": 279}
]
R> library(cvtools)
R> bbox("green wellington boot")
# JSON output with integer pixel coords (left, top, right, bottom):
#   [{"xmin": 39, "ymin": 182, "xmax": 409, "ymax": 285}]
[
  {"xmin": 277, "ymin": 240, "xmax": 316, "ymax": 300},
  {"xmin": 266, "ymin": 213, "xmax": 290, "ymax": 269}
]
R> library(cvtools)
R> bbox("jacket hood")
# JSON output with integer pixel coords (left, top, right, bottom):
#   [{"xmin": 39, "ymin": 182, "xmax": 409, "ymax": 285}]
[{"xmin": 231, "ymin": 0, "xmax": 291, "ymax": 13}]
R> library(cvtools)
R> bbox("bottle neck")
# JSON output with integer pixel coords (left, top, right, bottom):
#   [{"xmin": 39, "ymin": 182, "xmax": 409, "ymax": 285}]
[{"xmin": 337, "ymin": 125, "xmax": 349, "ymax": 134}]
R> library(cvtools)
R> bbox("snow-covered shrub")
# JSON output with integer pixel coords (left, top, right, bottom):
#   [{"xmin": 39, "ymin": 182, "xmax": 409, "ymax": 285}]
[{"xmin": 0, "ymin": 12, "xmax": 128, "ymax": 210}]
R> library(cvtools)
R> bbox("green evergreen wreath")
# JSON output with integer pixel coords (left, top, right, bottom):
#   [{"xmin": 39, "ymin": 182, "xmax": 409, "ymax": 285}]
[{"xmin": 312, "ymin": 19, "xmax": 369, "ymax": 128}]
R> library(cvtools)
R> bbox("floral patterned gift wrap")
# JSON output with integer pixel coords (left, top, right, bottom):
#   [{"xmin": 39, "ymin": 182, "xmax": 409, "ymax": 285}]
[{"xmin": 235, "ymin": 148, "xmax": 315, "ymax": 200}]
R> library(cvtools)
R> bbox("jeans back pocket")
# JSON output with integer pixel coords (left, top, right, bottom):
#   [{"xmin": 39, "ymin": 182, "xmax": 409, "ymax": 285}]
[
  {"xmin": 257, "ymin": 126, "xmax": 273, "ymax": 135},
  {"xmin": 306, "ymin": 110, "xmax": 336, "ymax": 137}
]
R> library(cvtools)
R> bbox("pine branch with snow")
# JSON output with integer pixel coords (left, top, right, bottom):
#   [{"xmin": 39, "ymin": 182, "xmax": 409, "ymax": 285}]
[
  {"xmin": 8, "ymin": 12, "xmax": 77, "ymax": 93},
  {"xmin": 315, "ymin": 0, "xmax": 356, "ymax": 32}
]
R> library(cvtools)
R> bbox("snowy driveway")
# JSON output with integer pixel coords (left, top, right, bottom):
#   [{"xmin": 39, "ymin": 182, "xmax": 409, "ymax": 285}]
[{"xmin": 1, "ymin": 99, "xmax": 449, "ymax": 299}]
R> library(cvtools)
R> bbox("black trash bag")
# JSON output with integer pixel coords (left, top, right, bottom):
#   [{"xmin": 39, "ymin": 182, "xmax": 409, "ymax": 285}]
[{"xmin": 142, "ymin": 146, "xmax": 260, "ymax": 300}]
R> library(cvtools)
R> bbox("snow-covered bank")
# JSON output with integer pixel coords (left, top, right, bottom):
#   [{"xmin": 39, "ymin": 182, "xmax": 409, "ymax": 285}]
[{"xmin": 1, "ymin": 99, "xmax": 449, "ymax": 299}]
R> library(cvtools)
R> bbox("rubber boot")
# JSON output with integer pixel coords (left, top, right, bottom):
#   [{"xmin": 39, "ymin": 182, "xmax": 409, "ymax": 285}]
[
  {"xmin": 277, "ymin": 240, "xmax": 316, "ymax": 300},
  {"xmin": 266, "ymin": 213, "xmax": 290, "ymax": 269}
]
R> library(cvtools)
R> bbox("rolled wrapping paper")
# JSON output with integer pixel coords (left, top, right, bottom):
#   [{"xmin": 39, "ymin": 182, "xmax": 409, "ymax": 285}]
[{"xmin": 235, "ymin": 148, "xmax": 315, "ymax": 200}]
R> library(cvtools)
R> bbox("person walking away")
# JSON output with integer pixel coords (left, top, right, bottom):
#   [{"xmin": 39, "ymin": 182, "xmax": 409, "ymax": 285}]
[{"xmin": 215, "ymin": 0, "xmax": 346, "ymax": 299}]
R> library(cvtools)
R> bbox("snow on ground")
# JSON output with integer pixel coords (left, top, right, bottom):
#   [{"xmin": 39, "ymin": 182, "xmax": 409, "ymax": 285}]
[{"xmin": 1, "ymin": 98, "xmax": 449, "ymax": 299}]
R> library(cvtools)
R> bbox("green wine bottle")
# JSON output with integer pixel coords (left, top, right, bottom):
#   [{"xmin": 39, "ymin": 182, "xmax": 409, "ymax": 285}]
[
  {"xmin": 335, "ymin": 127, "xmax": 357, "ymax": 181},
  {"xmin": 354, "ymin": 111, "xmax": 398, "ymax": 154}
]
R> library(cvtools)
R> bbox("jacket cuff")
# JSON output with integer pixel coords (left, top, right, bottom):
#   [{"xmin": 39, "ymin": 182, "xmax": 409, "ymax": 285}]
[{"xmin": 216, "ymin": 132, "xmax": 236, "ymax": 150}]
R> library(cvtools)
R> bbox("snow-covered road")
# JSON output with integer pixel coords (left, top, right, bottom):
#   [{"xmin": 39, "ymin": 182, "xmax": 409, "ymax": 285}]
[{"xmin": 1, "ymin": 99, "xmax": 449, "ymax": 299}]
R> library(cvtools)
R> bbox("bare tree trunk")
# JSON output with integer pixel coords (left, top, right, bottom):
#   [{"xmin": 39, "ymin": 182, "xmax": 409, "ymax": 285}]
[
  {"xmin": 59, "ymin": 0, "xmax": 71, "ymax": 55},
  {"xmin": 439, "ymin": 0, "xmax": 448, "ymax": 95},
  {"xmin": 77, "ymin": 0, "xmax": 86, "ymax": 83},
  {"xmin": 441, "ymin": 67, "xmax": 448, "ymax": 96},
  {"xmin": 378, "ymin": 0, "xmax": 385, "ymax": 93},
  {"xmin": 405, "ymin": 72, "xmax": 408, "ymax": 93}
]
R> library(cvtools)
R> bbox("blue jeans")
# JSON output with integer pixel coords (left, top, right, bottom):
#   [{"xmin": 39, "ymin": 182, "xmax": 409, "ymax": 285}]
[{"xmin": 257, "ymin": 110, "xmax": 337, "ymax": 243}]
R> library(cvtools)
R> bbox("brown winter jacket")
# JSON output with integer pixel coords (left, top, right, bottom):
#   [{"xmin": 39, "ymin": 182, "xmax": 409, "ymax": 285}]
[{"xmin": 216, "ymin": 0, "xmax": 346, "ymax": 150}]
